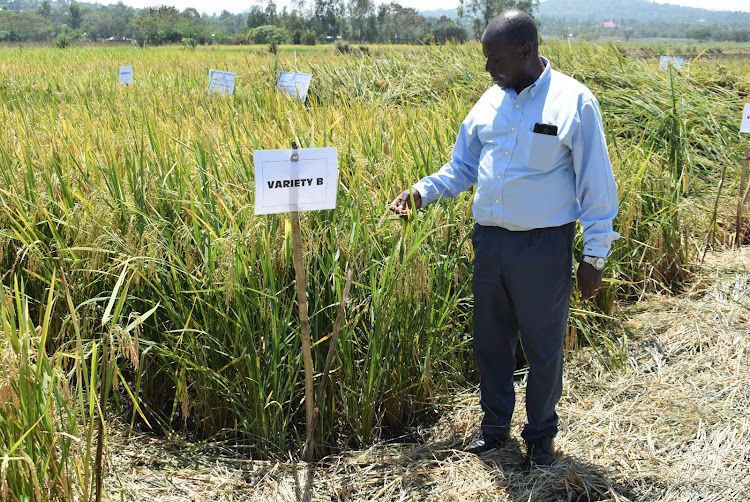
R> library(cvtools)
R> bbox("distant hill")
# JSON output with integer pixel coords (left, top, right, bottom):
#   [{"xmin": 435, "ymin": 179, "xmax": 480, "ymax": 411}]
[
  {"xmin": 536, "ymin": 0, "xmax": 750, "ymax": 26},
  {"xmin": 421, "ymin": 1, "xmax": 750, "ymax": 28},
  {"xmin": 421, "ymin": 8, "xmax": 459, "ymax": 19}
]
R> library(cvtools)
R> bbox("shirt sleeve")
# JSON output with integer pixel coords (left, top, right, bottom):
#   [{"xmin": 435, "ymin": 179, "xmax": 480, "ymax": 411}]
[
  {"xmin": 412, "ymin": 102, "xmax": 484, "ymax": 206},
  {"xmin": 572, "ymin": 96, "xmax": 620, "ymax": 258}
]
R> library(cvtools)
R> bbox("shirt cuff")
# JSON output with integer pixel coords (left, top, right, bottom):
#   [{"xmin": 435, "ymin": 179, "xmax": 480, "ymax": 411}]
[
  {"xmin": 583, "ymin": 240, "xmax": 618, "ymax": 258},
  {"xmin": 410, "ymin": 183, "xmax": 433, "ymax": 207},
  {"xmin": 583, "ymin": 231, "xmax": 621, "ymax": 258}
]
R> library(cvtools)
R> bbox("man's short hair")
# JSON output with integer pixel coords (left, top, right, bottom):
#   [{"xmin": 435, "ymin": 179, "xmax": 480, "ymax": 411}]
[{"xmin": 482, "ymin": 10, "xmax": 538, "ymax": 50}]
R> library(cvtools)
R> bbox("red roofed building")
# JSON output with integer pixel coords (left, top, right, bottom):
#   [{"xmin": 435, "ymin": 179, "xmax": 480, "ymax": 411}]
[{"xmin": 599, "ymin": 22, "xmax": 617, "ymax": 28}]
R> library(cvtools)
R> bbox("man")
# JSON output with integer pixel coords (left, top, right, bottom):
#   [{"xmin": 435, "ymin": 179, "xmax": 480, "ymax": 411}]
[{"xmin": 390, "ymin": 10, "xmax": 619, "ymax": 467}]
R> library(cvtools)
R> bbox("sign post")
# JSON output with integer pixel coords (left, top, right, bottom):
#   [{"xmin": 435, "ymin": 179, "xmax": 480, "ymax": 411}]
[
  {"xmin": 254, "ymin": 142, "xmax": 338, "ymax": 461},
  {"xmin": 290, "ymin": 187, "xmax": 315, "ymax": 462}
]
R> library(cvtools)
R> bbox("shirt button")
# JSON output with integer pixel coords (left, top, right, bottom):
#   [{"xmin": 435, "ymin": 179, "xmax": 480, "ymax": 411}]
[
  {"xmin": 496, "ymin": 175, "xmax": 501, "ymax": 179},
  {"xmin": 515, "ymin": 104, "xmax": 520, "ymax": 108},
  {"xmin": 495, "ymin": 199, "xmax": 500, "ymax": 203},
  {"xmin": 511, "ymin": 127, "xmax": 516, "ymax": 132},
  {"xmin": 505, "ymin": 152, "xmax": 509, "ymax": 155}
]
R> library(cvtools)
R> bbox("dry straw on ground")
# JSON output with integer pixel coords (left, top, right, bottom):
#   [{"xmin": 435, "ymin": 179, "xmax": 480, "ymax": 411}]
[{"xmin": 103, "ymin": 250, "xmax": 750, "ymax": 501}]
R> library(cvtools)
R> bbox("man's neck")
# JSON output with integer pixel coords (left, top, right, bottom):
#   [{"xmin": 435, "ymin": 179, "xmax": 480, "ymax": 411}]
[{"xmin": 513, "ymin": 56, "xmax": 545, "ymax": 95}]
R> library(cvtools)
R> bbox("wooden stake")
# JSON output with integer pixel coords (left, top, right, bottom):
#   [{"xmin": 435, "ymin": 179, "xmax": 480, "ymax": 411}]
[
  {"xmin": 736, "ymin": 148, "xmax": 750, "ymax": 248},
  {"xmin": 95, "ymin": 333, "xmax": 110, "ymax": 502},
  {"xmin": 288, "ymin": 140, "xmax": 315, "ymax": 463},
  {"xmin": 291, "ymin": 211, "xmax": 314, "ymax": 462},
  {"xmin": 703, "ymin": 162, "xmax": 728, "ymax": 264},
  {"xmin": 302, "ymin": 269, "xmax": 354, "ymax": 461}
]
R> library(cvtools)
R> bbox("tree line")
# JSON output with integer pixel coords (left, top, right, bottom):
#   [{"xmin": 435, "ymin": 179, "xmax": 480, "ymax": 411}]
[{"xmin": 0, "ymin": 0, "xmax": 485, "ymax": 45}]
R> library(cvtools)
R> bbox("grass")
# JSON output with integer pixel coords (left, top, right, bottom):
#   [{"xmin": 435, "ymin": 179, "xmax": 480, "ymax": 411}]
[{"xmin": 0, "ymin": 41, "xmax": 748, "ymax": 500}]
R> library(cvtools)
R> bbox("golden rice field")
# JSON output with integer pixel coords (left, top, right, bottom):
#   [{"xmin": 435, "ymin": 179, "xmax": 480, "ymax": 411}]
[{"xmin": 0, "ymin": 41, "xmax": 748, "ymax": 500}]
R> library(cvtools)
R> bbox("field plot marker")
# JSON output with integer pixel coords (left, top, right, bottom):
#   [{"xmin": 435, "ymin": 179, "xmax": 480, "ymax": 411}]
[
  {"xmin": 254, "ymin": 142, "xmax": 339, "ymax": 461},
  {"xmin": 119, "ymin": 65, "xmax": 133, "ymax": 86},
  {"xmin": 738, "ymin": 105, "xmax": 750, "ymax": 247},
  {"xmin": 659, "ymin": 55, "xmax": 684, "ymax": 72},
  {"xmin": 208, "ymin": 69, "xmax": 236, "ymax": 96},
  {"xmin": 276, "ymin": 72, "xmax": 312, "ymax": 101}
]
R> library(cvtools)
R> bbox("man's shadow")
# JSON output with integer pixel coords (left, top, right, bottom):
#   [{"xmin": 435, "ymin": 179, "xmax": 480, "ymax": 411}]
[
  {"xmin": 464, "ymin": 438, "xmax": 639, "ymax": 502},
  {"xmin": 289, "ymin": 436, "xmax": 639, "ymax": 502}
]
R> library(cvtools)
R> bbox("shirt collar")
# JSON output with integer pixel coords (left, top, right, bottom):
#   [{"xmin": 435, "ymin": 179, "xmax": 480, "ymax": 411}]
[{"xmin": 503, "ymin": 56, "xmax": 551, "ymax": 100}]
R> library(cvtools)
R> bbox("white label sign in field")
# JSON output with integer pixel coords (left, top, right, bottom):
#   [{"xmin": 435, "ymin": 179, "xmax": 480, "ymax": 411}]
[
  {"xmin": 659, "ymin": 56, "xmax": 684, "ymax": 72},
  {"xmin": 254, "ymin": 147, "xmax": 338, "ymax": 215},
  {"xmin": 277, "ymin": 72, "xmax": 312, "ymax": 101},
  {"xmin": 208, "ymin": 70, "xmax": 236, "ymax": 95},
  {"xmin": 119, "ymin": 66, "xmax": 133, "ymax": 85},
  {"xmin": 741, "ymin": 103, "xmax": 750, "ymax": 134}
]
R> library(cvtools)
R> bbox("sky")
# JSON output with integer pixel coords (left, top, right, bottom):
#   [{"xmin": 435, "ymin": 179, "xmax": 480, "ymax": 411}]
[{"xmin": 109, "ymin": 0, "xmax": 750, "ymax": 17}]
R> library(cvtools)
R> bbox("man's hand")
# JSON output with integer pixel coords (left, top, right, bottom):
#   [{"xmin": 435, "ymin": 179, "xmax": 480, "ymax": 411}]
[
  {"xmin": 577, "ymin": 261, "xmax": 603, "ymax": 300},
  {"xmin": 389, "ymin": 189, "xmax": 422, "ymax": 218}
]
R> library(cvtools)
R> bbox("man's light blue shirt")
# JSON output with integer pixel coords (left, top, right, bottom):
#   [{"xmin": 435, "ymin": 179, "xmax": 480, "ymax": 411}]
[{"xmin": 412, "ymin": 57, "xmax": 619, "ymax": 258}]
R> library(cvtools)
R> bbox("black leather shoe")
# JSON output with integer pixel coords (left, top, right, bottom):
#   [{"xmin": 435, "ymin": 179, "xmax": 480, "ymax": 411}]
[
  {"xmin": 525, "ymin": 436, "xmax": 555, "ymax": 467},
  {"xmin": 464, "ymin": 432, "xmax": 509, "ymax": 455}
]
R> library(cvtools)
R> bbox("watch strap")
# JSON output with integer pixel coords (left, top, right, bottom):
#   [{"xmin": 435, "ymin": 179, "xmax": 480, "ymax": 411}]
[{"xmin": 582, "ymin": 255, "xmax": 606, "ymax": 270}]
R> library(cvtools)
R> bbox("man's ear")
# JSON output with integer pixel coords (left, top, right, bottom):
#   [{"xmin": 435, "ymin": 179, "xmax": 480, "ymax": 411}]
[{"xmin": 520, "ymin": 41, "xmax": 533, "ymax": 60}]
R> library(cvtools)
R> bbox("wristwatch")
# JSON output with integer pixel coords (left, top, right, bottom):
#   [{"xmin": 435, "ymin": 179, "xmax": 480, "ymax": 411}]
[{"xmin": 582, "ymin": 255, "xmax": 606, "ymax": 270}]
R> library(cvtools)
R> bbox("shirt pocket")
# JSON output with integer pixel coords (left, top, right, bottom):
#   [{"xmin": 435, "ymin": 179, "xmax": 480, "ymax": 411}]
[{"xmin": 523, "ymin": 129, "xmax": 562, "ymax": 172}]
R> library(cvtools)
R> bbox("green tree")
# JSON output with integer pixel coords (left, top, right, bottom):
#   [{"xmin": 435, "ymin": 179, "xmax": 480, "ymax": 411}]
[
  {"xmin": 55, "ymin": 26, "xmax": 70, "ymax": 47},
  {"xmin": 685, "ymin": 26, "xmax": 712, "ymax": 42},
  {"xmin": 82, "ymin": 9, "xmax": 114, "ymax": 40},
  {"xmin": 248, "ymin": 24, "xmax": 287, "ymax": 44},
  {"xmin": 281, "ymin": 8, "xmax": 307, "ymax": 44},
  {"xmin": 731, "ymin": 29, "xmax": 750, "ymax": 42},
  {"xmin": 177, "ymin": 7, "xmax": 208, "ymax": 43},
  {"xmin": 246, "ymin": 4, "xmax": 269, "ymax": 29},
  {"xmin": 431, "ymin": 15, "xmax": 468, "ymax": 44},
  {"xmin": 377, "ymin": 3, "xmax": 428, "ymax": 44},
  {"xmin": 130, "ymin": 6, "xmax": 182, "ymax": 45},
  {"xmin": 264, "ymin": 0, "xmax": 278, "ymax": 26},
  {"xmin": 458, "ymin": 0, "xmax": 537, "ymax": 39},
  {"xmin": 314, "ymin": 0, "xmax": 342, "ymax": 40},
  {"xmin": 69, "ymin": 1, "xmax": 81, "ymax": 30},
  {"xmin": 348, "ymin": 0, "xmax": 374, "ymax": 42},
  {"xmin": 0, "ymin": 10, "xmax": 58, "ymax": 40},
  {"xmin": 36, "ymin": 0, "xmax": 51, "ymax": 19}
]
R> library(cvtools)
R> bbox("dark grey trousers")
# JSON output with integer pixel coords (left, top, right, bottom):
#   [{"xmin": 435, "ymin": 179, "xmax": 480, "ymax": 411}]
[{"xmin": 472, "ymin": 222, "xmax": 575, "ymax": 443}]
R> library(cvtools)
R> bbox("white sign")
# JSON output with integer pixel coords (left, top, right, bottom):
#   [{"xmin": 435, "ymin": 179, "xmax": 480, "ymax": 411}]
[
  {"xmin": 208, "ymin": 70, "xmax": 236, "ymax": 96},
  {"xmin": 659, "ymin": 56, "xmax": 684, "ymax": 72},
  {"xmin": 254, "ymin": 147, "xmax": 338, "ymax": 215},
  {"xmin": 276, "ymin": 72, "xmax": 312, "ymax": 101},
  {"xmin": 741, "ymin": 103, "xmax": 750, "ymax": 134},
  {"xmin": 119, "ymin": 65, "xmax": 133, "ymax": 85}
]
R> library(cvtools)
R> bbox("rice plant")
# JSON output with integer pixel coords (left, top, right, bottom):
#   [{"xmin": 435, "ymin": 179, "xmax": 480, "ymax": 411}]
[{"xmin": 0, "ymin": 42, "xmax": 746, "ymax": 491}]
